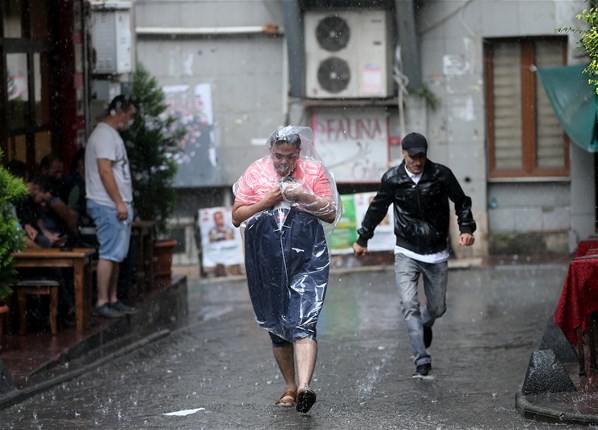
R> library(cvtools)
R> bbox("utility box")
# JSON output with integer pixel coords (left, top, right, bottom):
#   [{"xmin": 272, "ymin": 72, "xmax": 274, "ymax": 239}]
[
  {"xmin": 92, "ymin": 80, "xmax": 121, "ymax": 101},
  {"xmin": 90, "ymin": 1, "xmax": 132, "ymax": 74}
]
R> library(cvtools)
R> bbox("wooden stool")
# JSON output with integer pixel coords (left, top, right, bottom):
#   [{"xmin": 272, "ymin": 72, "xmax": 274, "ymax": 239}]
[{"xmin": 15, "ymin": 279, "xmax": 60, "ymax": 336}]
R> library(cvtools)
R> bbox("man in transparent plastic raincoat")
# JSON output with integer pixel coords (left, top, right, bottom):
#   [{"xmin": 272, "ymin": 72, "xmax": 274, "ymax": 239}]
[{"xmin": 232, "ymin": 125, "xmax": 340, "ymax": 413}]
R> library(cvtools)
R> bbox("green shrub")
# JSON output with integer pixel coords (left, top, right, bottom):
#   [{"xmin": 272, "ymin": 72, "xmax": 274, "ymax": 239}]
[
  {"xmin": 0, "ymin": 151, "xmax": 27, "ymax": 302},
  {"xmin": 123, "ymin": 64, "xmax": 186, "ymax": 236}
]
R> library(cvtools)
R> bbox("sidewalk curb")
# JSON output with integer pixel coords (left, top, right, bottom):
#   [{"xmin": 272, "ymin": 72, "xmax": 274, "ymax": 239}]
[
  {"xmin": 197, "ymin": 258, "xmax": 485, "ymax": 284},
  {"xmin": 516, "ymin": 390, "xmax": 598, "ymax": 425},
  {"xmin": 0, "ymin": 329, "xmax": 170, "ymax": 410}
]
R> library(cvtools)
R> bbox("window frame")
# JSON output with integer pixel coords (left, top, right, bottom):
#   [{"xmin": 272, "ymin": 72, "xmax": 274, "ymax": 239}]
[
  {"xmin": 0, "ymin": 0, "xmax": 57, "ymax": 168},
  {"xmin": 484, "ymin": 36, "xmax": 570, "ymax": 179}
]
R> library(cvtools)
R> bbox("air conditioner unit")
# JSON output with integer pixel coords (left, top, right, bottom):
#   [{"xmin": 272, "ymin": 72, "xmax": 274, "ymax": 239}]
[
  {"xmin": 304, "ymin": 9, "xmax": 393, "ymax": 99},
  {"xmin": 90, "ymin": 2, "xmax": 132, "ymax": 74}
]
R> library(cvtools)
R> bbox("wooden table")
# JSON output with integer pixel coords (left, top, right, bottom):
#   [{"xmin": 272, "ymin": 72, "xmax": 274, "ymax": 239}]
[
  {"xmin": 12, "ymin": 248, "xmax": 96, "ymax": 335},
  {"xmin": 554, "ymin": 255, "xmax": 598, "ymax": 375}
]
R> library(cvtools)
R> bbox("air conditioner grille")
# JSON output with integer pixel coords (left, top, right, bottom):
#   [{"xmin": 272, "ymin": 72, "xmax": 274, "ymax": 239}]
[
  {"xmin": 317, "ymin": 57, "xmax": 351, "ymax": 93},
  {"xmin": 315, "ymin": 16, "xmax": 350, "ymax": 52},
  {"xmin": 305, "ymin": 9, "xmax": 392, "ymax": 98}
]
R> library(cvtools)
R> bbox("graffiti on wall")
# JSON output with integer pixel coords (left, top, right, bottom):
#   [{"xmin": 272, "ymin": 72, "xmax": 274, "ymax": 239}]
[{"xmin": 163, "ymin": 83, "xmax": 224, "ymax": 187}]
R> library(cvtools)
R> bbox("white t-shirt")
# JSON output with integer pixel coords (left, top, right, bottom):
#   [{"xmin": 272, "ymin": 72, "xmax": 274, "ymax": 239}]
[{"xmin": 85, "ymin": 122, "xmax": 133, "ymax": 207}]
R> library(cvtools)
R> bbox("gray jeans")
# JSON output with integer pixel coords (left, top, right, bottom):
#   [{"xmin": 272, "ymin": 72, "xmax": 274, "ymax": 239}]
[{"xmin": 394, "ymin": 253, "xmax": 448, "ymax": 366}]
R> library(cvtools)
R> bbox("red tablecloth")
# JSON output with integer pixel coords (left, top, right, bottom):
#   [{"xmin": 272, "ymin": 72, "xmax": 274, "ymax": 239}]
[
  {"xmin": 575, "ymin": 239, "xmax": 598, "ymax": 257},
  {"xmin": 554, "ymin": 256, "xmax": 598, "ymax": 345}
]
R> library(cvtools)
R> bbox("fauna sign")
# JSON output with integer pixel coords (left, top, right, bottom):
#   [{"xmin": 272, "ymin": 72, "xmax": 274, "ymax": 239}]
[{"xmin": 311, "ymin": 109, "xmax": 389, "ymax": 183}]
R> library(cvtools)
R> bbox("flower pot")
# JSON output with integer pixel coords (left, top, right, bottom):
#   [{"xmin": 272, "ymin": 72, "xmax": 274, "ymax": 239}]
[{"xmin": 152, "ymin": 239, "xmax": 177, "ymax": 288}]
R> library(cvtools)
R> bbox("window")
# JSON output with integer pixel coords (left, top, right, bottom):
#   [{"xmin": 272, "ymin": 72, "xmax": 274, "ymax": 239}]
[
  {"xmin": 1, "ymin": 0, "xmax": 54, "ymax": 169},
  {"xmin": 484, "ymin": 37, "xmax": 569, "ymax": 178}
]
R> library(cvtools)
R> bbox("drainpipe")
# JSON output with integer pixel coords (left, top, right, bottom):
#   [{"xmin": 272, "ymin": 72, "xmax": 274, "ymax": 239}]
[
  {"xmin": 83, "ymin": 0, "xmax": 91, "ymax": 138},
  {"xmin": 281, "ymin": 1, "xmax": 304, "ymax": 99},
  {"xmin": 394, "ymin": 0, "xmax": 421, "ymax": 91}
]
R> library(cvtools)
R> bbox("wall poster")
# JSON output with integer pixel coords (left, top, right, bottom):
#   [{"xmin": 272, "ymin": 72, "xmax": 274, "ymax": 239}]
[
  {"xmin": 198, "ymin": 206, "xmax": 244, "ymax": 272},
  {"xmin": 163, "ymin": 83, "xmax": 222, "ymax": 187},
  {"xmin": 329, "ymin": 192, "xmax": 394, "ymax": 255}
]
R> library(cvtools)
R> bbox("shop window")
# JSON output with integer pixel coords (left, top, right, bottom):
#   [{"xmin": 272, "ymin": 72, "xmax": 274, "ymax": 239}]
[
  {"xmin": 484, "ymin": 37, "xmax": 569, "ymax": 179},
  {"xmin": 1, "ymin": 0, "xmax": 55, "ymax": 171},
  {"xmin": 6, "ymin": 53, "xmax": 28, "ymax": 130},
  {"xmin": 2, "ymin": 0, "xmax": 23, "ymax": 38},
  {"xmin": 31, "ymin": 0, "xmax": 49, "ymax": 39}
]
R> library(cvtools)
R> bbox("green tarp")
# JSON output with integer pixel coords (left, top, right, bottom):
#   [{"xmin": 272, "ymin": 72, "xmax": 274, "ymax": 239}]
[{"xmin": 537, "ymin": 63, "xmax": 598, "ymax": 152}]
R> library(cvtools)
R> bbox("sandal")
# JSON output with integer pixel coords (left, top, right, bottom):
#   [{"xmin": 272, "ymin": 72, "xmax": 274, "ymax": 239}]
[
  {"xmin": 275, "ymin": 390, "xmax": 297, "ymax": 407},
  {"xmin": 296, "ymin": 388, "xmax": 317, "ymax": 413}
]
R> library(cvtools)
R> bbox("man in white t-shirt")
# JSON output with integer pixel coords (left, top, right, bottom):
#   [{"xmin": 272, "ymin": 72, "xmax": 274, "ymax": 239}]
[{"xmin": 85, "ymin": 95, "xmax": 138, "ymax": 319}]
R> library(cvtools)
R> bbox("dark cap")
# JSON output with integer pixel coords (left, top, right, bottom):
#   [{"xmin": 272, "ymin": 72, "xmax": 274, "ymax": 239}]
[{"xmin": 402, "ymin": 132, "xmax": 428, "ymax": 156}]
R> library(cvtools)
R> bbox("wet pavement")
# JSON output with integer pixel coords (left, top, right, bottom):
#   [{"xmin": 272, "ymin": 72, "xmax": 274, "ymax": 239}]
[{"xmin": 0, "ymin": 260, "xmax": 592, "ymax": 429}]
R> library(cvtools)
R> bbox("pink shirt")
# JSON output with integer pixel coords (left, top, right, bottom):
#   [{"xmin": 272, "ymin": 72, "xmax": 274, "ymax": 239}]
[{"xmin": 235, "ymin": 157, "xmax": 333, "ymax": 205}]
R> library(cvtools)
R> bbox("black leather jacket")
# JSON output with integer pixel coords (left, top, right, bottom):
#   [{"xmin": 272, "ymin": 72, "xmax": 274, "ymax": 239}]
[{"xmin": 356, "ymin": 159, "xmax": 476, "ymax": 255}]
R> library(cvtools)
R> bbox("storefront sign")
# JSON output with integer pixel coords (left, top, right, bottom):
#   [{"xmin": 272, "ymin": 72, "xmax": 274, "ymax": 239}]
[{"xmin": 311, "ymin": 109, "xmax": 389, "ymax": 183}]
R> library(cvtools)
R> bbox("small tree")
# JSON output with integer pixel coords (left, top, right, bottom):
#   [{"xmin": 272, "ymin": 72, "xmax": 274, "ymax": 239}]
[
  {"xmin": 123, "ymin": 64, "xmax": 186, "ymax": 236},
  {"xmin": 564, "ymin": 2, "xmax": 598, "ymax": 90},
  {"xmin": 0, "ymin": 151, "xmax": 27, "ymax": 302}
]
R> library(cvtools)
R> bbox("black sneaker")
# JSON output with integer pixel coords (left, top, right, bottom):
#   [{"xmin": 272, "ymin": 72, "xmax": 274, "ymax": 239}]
[
  {"xmin": 111, "ymin": 301, "xmax": 139, "ymax": 315},
  {"xmin": 424, "ymin": 325, "xmax": 433, "ymax": 348},
  {"xmin": 93, "ymin": 303, "xmax": 124, "ymax": 318},
  {"xmin": 413, "ymin": 363, "xmax": 432, "ymax": 378}
]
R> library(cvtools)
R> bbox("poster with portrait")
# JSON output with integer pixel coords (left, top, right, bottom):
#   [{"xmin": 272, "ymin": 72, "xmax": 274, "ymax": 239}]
[{"xmin": 198, "ymin": 207, "xmax": 243, "ymax": 269}]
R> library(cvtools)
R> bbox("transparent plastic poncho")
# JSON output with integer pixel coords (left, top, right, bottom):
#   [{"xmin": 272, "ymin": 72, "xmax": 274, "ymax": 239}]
[{"xmin": 232, "ymin": 125, "xmax": 341, "ymax": 342}]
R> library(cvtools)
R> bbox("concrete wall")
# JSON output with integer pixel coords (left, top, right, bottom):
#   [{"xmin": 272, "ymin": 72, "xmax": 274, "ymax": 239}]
[
  {"xmin": 134, "ymin": 1, "xmax": 288, "ymax": 263},
  {"xmin": 133, "ymin": 0, "xmax": 593, "ymax": 263},
  {"xmin": 135, "ymin": 0, "xmax": 286, "ymax": 191},
  {"xmin": 416, "ymin": 0, "xmax": 590, "ymax": 255},
  {"xmin": 136, "ymin": 36, "xmax": 285, "ymax": 185}
]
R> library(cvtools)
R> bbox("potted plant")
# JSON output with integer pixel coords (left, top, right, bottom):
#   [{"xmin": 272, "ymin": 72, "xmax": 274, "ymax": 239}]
[
  {"xmin": 0, "ymin": 150, "xmax": 28, "ymax": 335},
  {"xmin": 123, "ymin": 64, "xmax": 186, "ymax": 287}
]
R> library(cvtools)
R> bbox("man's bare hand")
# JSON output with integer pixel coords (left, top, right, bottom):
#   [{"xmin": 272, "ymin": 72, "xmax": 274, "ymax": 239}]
[
  {"xmin": 281, "ymin": 182, "xmax": 305, "ymax": 203},
  {"xmin": 262, "ymin": 187, "xmax": 283, "ymax": 207},
  {"xmin": 116, "ymin": 202, "xmax": 128, "ymax": 221},
  {"xmin": 459, "ymin": 233, "xmax": 475, "ymax": 247},
  {"xmin": 353, "ymin": 242, "xmax": 368, "ymax": 257}
]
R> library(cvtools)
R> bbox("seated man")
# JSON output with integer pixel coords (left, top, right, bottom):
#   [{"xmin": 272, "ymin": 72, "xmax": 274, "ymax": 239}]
[
  {"xmin": 6, "ymin": 160, "xmax": 54, "ymax": 248},
  {"xmin": 40, "ymin": 154, "xmax": 65, "ymax": 193},
  {"xmin": 6, "ymin": 161, "xmax": 75, "ymax": 328},
  {"xmin": 30, "ymin": 175, "xmax": 79, "ymax": 247},
  {"xmin": 60, "ymin": 148, "xmax": 98, "ymax": 248}
]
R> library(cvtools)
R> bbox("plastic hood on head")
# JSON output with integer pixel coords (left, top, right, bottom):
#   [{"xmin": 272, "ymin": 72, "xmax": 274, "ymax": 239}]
[{"xmin": 232, "ymin": 125, "xmax": 342, "ymax": 234}]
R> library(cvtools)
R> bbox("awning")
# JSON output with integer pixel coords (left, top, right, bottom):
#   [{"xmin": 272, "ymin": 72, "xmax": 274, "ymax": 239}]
[{"xmin": 537, "ymin": 63, "xmax": 598, "ymax": 152}]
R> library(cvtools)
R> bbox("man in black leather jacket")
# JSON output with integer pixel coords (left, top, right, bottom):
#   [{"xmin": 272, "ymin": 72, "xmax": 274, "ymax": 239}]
[{"xmin": 352, "ymin": 132, "xmax": 476, "ymax": 378}]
